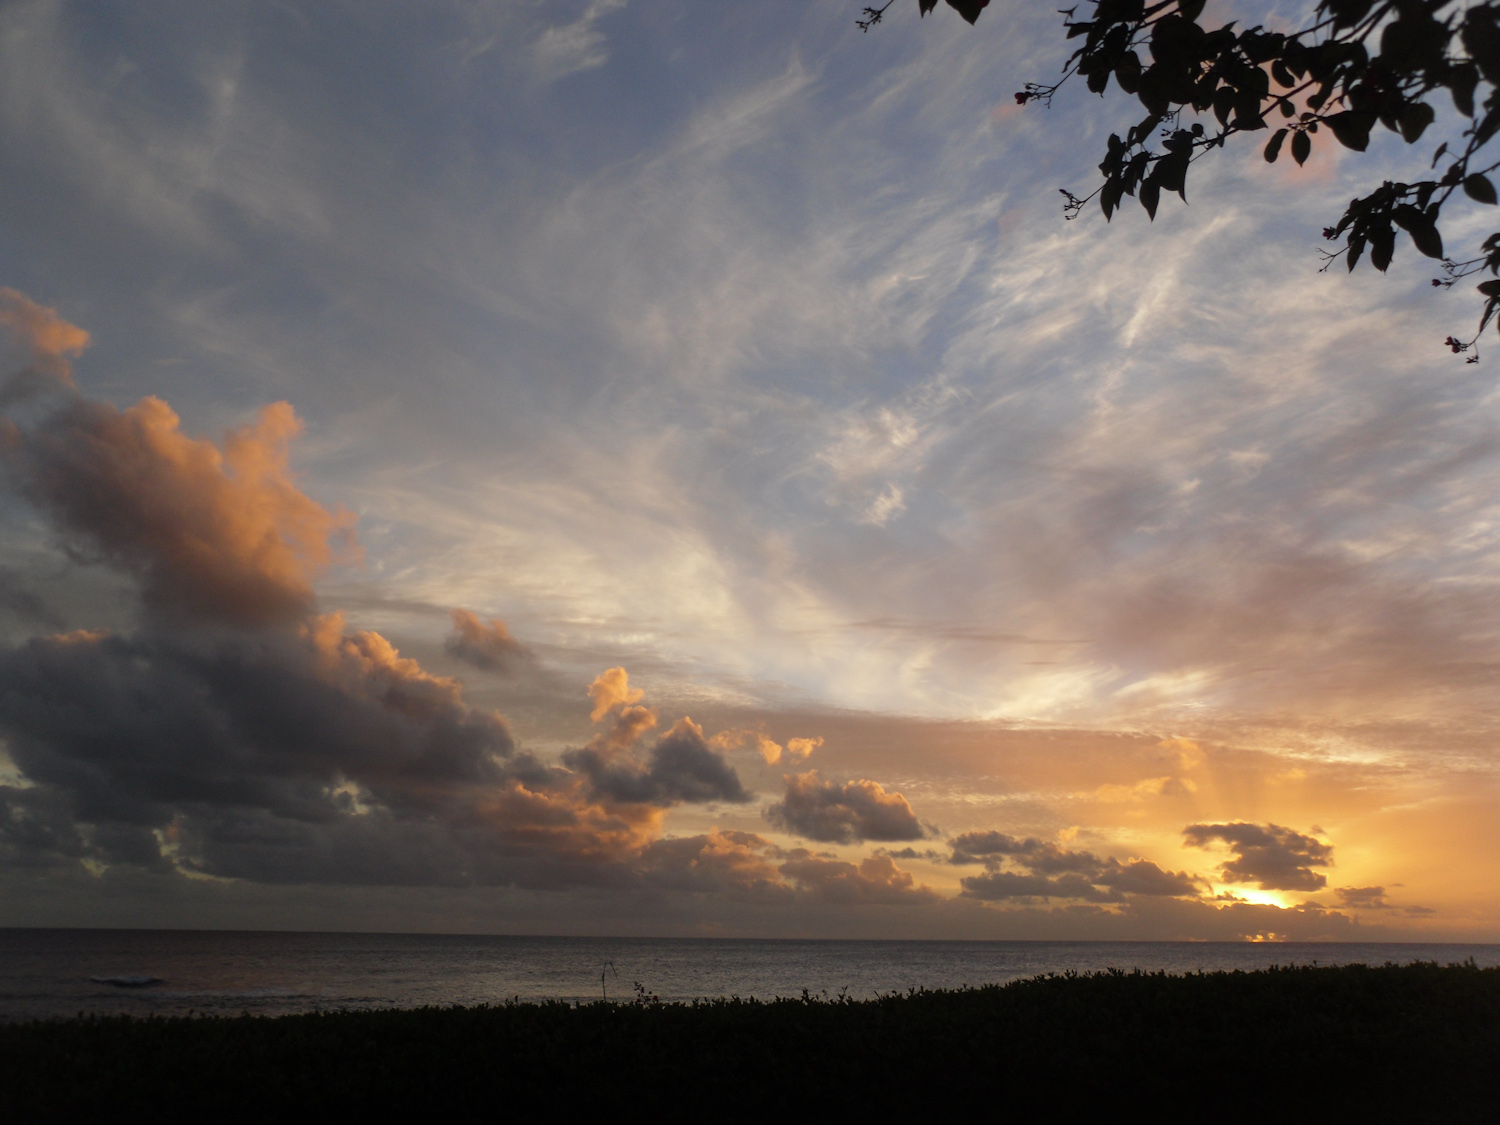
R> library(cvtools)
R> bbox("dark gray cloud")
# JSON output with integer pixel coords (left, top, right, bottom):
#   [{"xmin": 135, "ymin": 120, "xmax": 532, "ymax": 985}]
[
  {"xmin": 950, "ymin": 831, "xmax": 1109, "ymax": 876},
  {"xmin": 948, "ymin": 830, "xmax": 1028, "ymax": 864},
  {"xmin": 0, "ymin": 567, "xmax": 64, "ymax": 628},
  {"xmin": 951, "ymin": 830, "xmax": 1200, "ymax": 903},
  {"xmin": 961, "ymin": 870, "xmax": 1117, "ymax": 903},
  {"xmin": 0, "ymin": 626, "xmax": 517, "ymax": 827},
  {"xmin": 1334, "ymin": 886, "xmax": 1435, "ymax": 916},
  {"xmin": 0, "ymin": 783, "xmax": 95, "ymax": 870},
  {"xmin": 1183, "ymin": 822, "xmax": 1333, "ymax": 892},
  {"xmin": 875, "ymin": 846, "xmax": 946, "ymax": 861},
  {"xmin": 1096, "ymin": 858, "xmax": 1201, "ymax": 898},
  {"xmin": 170, "ymin": 797, "xmax": 660, "ymax": 892},
  {"xmin": 445, "ymin": 608, "xmax": 533, "ymax": 674},
  {"xmin": 1335, "ymin": 885, "xmax": 1389, "ymax": 910},
  {"xmin": 764, "ymin": 770, "xmax": 925, "ymax": 843},
  {"xmin": 0, "ymin": 624, "xmax": 680, "ymax": 888},
  {"xmin": 563, "ymin": 717, "xmax": 750, "ymax": 806}
]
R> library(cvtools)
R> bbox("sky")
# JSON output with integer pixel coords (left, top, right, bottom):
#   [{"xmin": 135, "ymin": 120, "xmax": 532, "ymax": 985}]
[{"xmin": 1, "ymin": 0, "xmax": 1497, "ymax": 941}]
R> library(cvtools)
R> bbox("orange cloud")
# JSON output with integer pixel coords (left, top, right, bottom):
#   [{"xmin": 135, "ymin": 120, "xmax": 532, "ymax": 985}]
[
  {"xmin": 784, "ymin": 736, "xmax": 822, "ymax": 763},
  {"xmin": 0, "ymin": 287, "xmax": 89, "ymax": 386},
  {"xmin": 303, "ymin": 612, "xmax": 467, "ymax": 715},
  {"xmin": 7, "ymin": 395, "xmax": 357, "ymax": 626},
  {"xmin": 583, "ymin": 665, "xmax": 658, "ymax": 754},
  {"xmin": 588, "ymin": 666, "xmax": 644, "ymax": 721},
  {"xmin": 708, "ymin": 731, "xmax": 821, "ymax": 765},
  {"xmin": 1092, "ymin": 776, "xmax": 1197, "ymax": 803},
  {"xmin": 446, "ymin": 608, "xmax": 530, "ymax": 672},
  {"xmin": 47, "ymin": 628, "xmax": 109, "ymax": 645},
  {"xmin": 1157, "ymin": 737, "xmax": 1204, "ymax": 771},
  {"xmin": 709, "ymin": 727, "xmax": 783, "ymax": 763}
]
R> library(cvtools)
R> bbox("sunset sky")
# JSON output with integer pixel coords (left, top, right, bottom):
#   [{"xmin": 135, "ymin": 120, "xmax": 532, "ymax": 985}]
[{"xmin": 2, "ymin": 0, "xmax": 1497, "ymax": 941}]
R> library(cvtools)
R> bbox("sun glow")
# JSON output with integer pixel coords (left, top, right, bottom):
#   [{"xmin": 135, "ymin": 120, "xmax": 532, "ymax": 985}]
[{"xmin": 1213, "ymin": 885, "xmax": 1290, "ymax": 909}]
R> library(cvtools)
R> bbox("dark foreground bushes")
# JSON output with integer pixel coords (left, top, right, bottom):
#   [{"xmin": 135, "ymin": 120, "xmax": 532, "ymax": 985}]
[{"xmin": 3, "ymin": 962, "xmax": 1497, "ymax": 1121}]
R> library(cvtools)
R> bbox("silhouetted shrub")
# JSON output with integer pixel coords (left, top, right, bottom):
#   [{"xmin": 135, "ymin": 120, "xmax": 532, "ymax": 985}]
[{"xmin": 2, "ymin": 962, "xmax": 1495, "ymax": 1120}]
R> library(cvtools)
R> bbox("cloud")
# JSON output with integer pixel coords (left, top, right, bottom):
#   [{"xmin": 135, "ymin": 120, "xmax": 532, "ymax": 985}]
[
  {"xmin": 636, "ymin": 829, "xmax": 787, "ymax": 895},
  {"xmin": 564, "ymin": 668, "xmax": 749, "ymax": 806},
  {"xmin": 950, "ymin": 830, "xmax": 1200, "ymax": 902},
  {"xmin": 1183, "ymin": 822, "xmax": 1333, "ymax": 892},
  {"xmin": 0, "ymin": 618, "xmax": 516, "ymax": 815},
  {"xmin": 961, "ymin": 870, "xmax": 1117, "ymax": 903},
  {"xmin": 1334, "ymin": 885, "xmax": 1434, "ymax": 915},
  {"xmin": 531, "ymin": 0, "xmax": 625, "ymax": 83},
  {"xmin": 949, "ymin": 831, "xmax": 1106, "ymax": 873},
  {"xmin": 0, "ymin": 607, "xmax": 734, "ymax": 889},
  {"xmin": 0, "ymin": 287, "xmax": 89, "ymax": 400},
  {"xmin": 785, "ymin": 737, "xmax": 822, "ymax": 763},
  {"xmin": 1335, "ymin": 885, "xmax": 1389, "ymax": 910},
  {"xmin": 0, "ymin": 0, "xmax": 1488, "ymax": 937},
  {"xmin": 565, "ymin": 715, "xmax": 751, "ymax": 807},
  {"xmin": 8, "ymin": 0, "xmax": 1500, "ymax": 769},
  {"xmin": 948, "ymin": 830, "xmax": 1028, "ymax": 865},
  {"xmin": 1092, "ymin": 775, "xmax": 1196, "ymax": 802},
  {"xmin": 0, "ymin": 288, "xmax": 90, "ymax": 366},
  {"xmin": 588, "ymin": 666, "xmax": 644, "ymax": 722},
  {"xmin": 445, "ymin": 608, "xmax": 531, "ymax": 673},
  {"xmin": 0, "ymin": 782, "xmax": 100, "ymax": 871},
  {"xmin": 765, "ymin": 770, "xmax": 926, "ymax": 844},
  {"xmin": 1041, "ymin": 894, "xmax": 1378, "ymax": 942},
  {"xmin": 4, "ymin": 395, "xmax": 357, "ymax": 627},
  {"xmin": 778, "ymin": 851, "xmax": 938, "ymax": 906},
  {"xmin": 0, "ymin": 591, "xmax": 764, "ymax": 888},
  {"xmin": 875, "ymin": 846, "xmax": 946, "ymax": 861},
  {"xmin": 0, "ymin": 619, "xmax": 668, "ymax": 885},
  {"xmin": 1096, "ymin": 858, "xmax": 1201, "ymax": 898},
  {"xmin": 0, "ymin": 568, "xmax": 64, "ymax": 628},
  {"xmin": 959, "ymin": 859, "xmax": 1200, "ymax": 903},
  {"xmin": 709, "ymin": 727, "xmax": 784, "ymax": 764},
  {"xmin": 0, "ymin": 299, "xmax": 1378, "ymax": 921},
  {"xmin": 708, "ymin": 730, "xmax": 820, "ymax": 765},
  {"xmin": 578, "ymin": 667, "xmax": 660, "ymax": 757},
  {"xmin": 1157, "ymin": 738, "xmax": 1204, "ymax": 771}
]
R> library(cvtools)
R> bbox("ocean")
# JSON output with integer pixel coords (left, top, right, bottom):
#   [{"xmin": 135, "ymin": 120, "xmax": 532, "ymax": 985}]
[{"xmin": 2, "ymin": 929, "xmax": 1496, "ymax": 1022}]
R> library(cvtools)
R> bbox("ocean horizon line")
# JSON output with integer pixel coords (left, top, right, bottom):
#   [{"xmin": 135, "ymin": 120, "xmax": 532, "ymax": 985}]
[{"xmin": 3, "ymin": 925, "xmax": 1496, "ymax": 946}]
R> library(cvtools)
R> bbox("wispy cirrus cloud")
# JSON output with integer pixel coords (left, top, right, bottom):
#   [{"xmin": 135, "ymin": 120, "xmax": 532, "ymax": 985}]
[
  {"xmin": 531, "ymin": 0, "xmax": 625, "ymax": 84},
  {"xmin": 0, "ymin": 2, "xmax": 1495, "ymax": 937}
]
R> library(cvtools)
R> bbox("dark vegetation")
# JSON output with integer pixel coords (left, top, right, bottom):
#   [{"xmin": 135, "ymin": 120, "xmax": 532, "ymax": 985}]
[
  {"xmin": 864, "ymin": 1, "xmax": 1500, "ymax": 358},
  {"xmin": 2, "ymin": 962, "xmax": 1497, "ymax": 1120}
]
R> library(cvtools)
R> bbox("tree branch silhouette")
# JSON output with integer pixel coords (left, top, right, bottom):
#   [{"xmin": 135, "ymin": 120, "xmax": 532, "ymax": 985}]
[{"xmin": 881, "ymin": 1, "xmax": 1500, "ymax": 361}]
